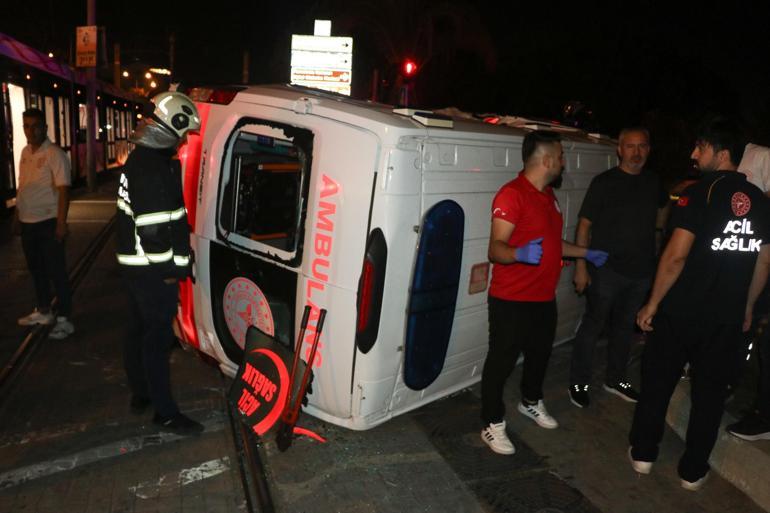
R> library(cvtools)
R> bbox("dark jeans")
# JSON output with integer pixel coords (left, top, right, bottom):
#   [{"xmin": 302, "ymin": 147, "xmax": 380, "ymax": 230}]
[
  {"xmin": 124, "ymin": 274, "xmax": 180, "ymax": 418},
  {"xmin": 570, "ymin": 266, "xmax": 649, "ymax": 386},
  {"xmin": 20, "ymin": 218, "xmax": 72, "ymax": 317},
  {"xmin": 481, "ymin": 297, "xmax": 557, "ymax": 424},
  {"xmin": 629, "ymin": 313, "xmax": 746, "ymax": 482}
]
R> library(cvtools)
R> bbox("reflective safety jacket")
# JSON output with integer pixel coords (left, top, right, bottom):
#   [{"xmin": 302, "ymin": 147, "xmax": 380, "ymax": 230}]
[{"xmin": 116, "ymin": 145, "xmax": 192, "ymax": 280}]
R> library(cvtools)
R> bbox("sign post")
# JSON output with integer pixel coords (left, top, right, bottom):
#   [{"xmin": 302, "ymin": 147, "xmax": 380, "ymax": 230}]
[{"xmin": 77, "ymin": 18, "xmax": 98, "ymax": 191}]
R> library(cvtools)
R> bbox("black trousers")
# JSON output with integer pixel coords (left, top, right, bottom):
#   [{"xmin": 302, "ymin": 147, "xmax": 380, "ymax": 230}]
[
  {"xmin": 481, "ymin": 297, "xmax": 557, "ymax": 424},
  {"xmin": 755, "ymin": 322, "xmax": 770, "ymax": 421},
  {"xmin": 570, "ymin": 266, "xmax": 650, "ymax": 386},
  {"xmin": 741, "ymin": 303, "xmax": 770, "ymax": 421},
  {"xmin": 124, "ymin": 274, "xmax": 180, "ymax": 418},
  {"xmin": 20, "ymin": 218, "xmax": 72, "ymax": 317},
  {"xmin": 629, "ymin": 313, "xmax": 747, "ymax": 481}
]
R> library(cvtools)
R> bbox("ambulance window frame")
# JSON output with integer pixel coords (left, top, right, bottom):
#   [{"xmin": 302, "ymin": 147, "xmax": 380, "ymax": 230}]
[{"xmin": 216, "ymin": 117, "xmax": 313, "ymax": 268}]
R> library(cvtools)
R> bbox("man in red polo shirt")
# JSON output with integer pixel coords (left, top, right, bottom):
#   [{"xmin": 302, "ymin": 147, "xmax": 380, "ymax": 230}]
[{"xmin": 480, "ymin": 130, "xmax": 609, "ymax": 455}]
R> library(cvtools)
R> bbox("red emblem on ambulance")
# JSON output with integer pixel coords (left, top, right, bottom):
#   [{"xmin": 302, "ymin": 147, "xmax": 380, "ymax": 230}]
[
  {"xmin": 731, "ymin": 192, "xmax": 751, "ymax": 216},
  {"xmin": 223, "ymin": 277, "xmax": 275, "ymax": 348}
]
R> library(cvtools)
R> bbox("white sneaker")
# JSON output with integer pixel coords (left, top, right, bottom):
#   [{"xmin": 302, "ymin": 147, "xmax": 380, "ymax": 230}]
[
  {"xmin": 18, "ymin": 309, "xmax": 55, "ymax": 326},
  {"xmin": 628, "ymin": 446, "xmax": 652, "ymax": 474},
  {"xmin": 480, "ymin": 421, "xmax": 515, "ymax": 455},
  {"xmin": 681, "ymin": 472, "xmax": 709, "ymax": 491},
  {"xmin": 49, "ymin": 317, "xmax": 75, "ymax": 339},
  {"xmin": 517, "ymin": 400, "xmax": 559, "ymax": 429}
]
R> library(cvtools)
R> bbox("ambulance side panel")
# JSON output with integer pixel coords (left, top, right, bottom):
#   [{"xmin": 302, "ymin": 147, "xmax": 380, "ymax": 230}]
[
  {"xmin": 337, "ymin": 139, "xmax": 425, "ymax": 428},
  {"xmin": 354, "ymin": 136, "xmax": 615, "ymax": 426},
  {"xmin": 389, "ymin": 136, "xmax": 522, "ymax": 418}
]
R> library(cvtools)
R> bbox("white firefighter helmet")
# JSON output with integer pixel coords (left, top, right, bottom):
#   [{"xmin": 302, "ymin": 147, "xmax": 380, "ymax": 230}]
[{"xmin": 150, "ymin": 91, "xmax": 201, "ymax": 139}]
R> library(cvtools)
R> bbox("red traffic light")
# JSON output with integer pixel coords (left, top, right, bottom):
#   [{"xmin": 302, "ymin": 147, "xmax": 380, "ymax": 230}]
[{"xmin": 402, "ymin": 59, "xmax": 418, "ymax": 77}]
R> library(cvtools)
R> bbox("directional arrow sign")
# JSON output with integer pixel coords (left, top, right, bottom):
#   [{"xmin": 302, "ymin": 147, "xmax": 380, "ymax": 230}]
[{"xmin": 290, "ymin": 34, "xmax": 353, "ymax": 96}]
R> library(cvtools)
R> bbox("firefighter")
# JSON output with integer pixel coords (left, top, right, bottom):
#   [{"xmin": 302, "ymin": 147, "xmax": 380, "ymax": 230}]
[{"xmin": 116, "ymin": 91, "xmax": 204, "ymax": 436}]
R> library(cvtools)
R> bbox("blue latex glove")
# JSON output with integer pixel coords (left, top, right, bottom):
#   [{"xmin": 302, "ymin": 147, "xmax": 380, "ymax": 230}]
[
  {"xmin": 586, "ymin": 249, "xmax": 609, "ymax": 267},
  {"xmin": 515, "ymin": 237, "xmax": 544, "ymax": 265}
]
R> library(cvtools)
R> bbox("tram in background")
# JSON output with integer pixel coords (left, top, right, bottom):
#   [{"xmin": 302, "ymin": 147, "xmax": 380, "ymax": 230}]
[{"xmin": 0, "ymin": 31, "xmax": 142, "ymax": 212}]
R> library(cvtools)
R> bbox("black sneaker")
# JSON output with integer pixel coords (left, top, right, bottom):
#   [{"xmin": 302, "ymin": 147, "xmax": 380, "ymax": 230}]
[
  {"xmin": 726, "ymin": 413, "xmax": 770, "ymax": 441},
  {"xmin": 130, "ymin": 395, "xmax": 151, "ymax": 415},
  {"xmin": 153, "ymin": 412, "xmax": 205, "ymax": 436},
  {"xmin": 603, "ymin": 382, "xmax": 639, "ymax": 403},
  {"xmin": 569, "ymin": 384, "xmax": 590, "ymax": 408}
]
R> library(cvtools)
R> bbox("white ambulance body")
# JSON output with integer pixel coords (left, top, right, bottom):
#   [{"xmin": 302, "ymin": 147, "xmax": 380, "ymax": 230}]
[{"xmin": 177, "ymin": 84, "xmax": 617, "ymax": 430}]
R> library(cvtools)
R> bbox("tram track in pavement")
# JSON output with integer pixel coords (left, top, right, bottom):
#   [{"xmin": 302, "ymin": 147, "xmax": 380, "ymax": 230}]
[
  {"xmin": 0, "ymin": 209, "xmax": 276, "ymax": 511},
  {"xmin": 0, "ymin": 215, "xmax": 116, "ymax": 406}
]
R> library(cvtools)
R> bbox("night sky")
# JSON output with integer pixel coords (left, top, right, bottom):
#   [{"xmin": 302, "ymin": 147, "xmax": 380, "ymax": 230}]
[{"xmin": 4, "ymin": 1, "xmax": 770, "ymax": 178}]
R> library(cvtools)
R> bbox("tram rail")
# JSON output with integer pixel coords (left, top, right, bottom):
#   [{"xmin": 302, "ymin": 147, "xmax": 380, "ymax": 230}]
[{"xmin": 0, "ymin": 215, "xmax": 116, "ymax": 404}]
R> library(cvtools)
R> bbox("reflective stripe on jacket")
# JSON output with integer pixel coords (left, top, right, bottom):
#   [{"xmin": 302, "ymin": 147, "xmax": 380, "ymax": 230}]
[{"xmin": 116, "ymin": 145, "xmax": 192, "ymax": 279}]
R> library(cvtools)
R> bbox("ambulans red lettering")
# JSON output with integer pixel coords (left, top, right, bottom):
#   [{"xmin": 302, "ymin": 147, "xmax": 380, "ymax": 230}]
[
  {"xmin": 317, "ymin": 202, "xmax": 336, "ymax": 232},
  {"xmin": 303, "ymin": 174, "xmax": 340, "ymax": 368},
  {"xmin": 320, "ymin": 174, "xmax": 339, "ymax": 198},
  {"xmin": 315, "ymin": 233, "xmax": 332, "ymax": 256},
  {"xmin": 312, "ymin": 258, "xmax": 330, "ymax": 281},
  {"xmin": 306, "ymin": 279, "xmax": 325, "ymax": 296}
]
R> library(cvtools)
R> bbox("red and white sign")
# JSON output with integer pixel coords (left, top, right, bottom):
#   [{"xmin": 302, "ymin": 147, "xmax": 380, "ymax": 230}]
[
  {"xmin": 290, "ymin": 33, "xmax": 353, "ymax": 96},
  {"xmin": 223, "ymin": 277, "xmax": 275, "ymax": 347},
  {"xmin": 76, "ymin": 26, "xmax": 97, "ymax": 68}
]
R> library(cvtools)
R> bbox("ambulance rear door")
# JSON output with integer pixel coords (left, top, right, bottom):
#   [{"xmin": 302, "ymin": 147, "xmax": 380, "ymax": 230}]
[{"xmin": 207, "ymin": 99, "xmax": 381, "ymax": 423}]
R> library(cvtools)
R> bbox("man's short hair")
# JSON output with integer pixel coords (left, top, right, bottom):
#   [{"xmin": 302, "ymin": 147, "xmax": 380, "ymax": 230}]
[
  {"xmin": 22, "ymin": 108, "xmax": 46, "ymax": 124},
  {"xmin": 522, "ymin": 130, "xmax": 561, "ymax": 164},
  {"xmin": 696, "ymin": 117, "xmax": 746, "ymax": 166},
  {"xmin": 618, "ymin": 127, "xmax": 650, "ymax": 144}
]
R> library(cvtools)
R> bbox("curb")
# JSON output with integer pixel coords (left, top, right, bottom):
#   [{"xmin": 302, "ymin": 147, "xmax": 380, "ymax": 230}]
[{"xmin": 667, "ymin": 380, "xmax": 770, "ymax": 510}]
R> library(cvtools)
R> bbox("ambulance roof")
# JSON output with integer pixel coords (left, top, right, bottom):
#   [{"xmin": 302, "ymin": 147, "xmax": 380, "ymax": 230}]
[{"xmin": 221, "ymin": 84, "xmax": 616, "ymax": 149}]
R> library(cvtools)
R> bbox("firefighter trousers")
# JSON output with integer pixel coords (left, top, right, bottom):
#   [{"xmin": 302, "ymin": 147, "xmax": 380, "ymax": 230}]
[{"xmin": 124, "ymin": 273, "xmax": 180, "ymax": 418}]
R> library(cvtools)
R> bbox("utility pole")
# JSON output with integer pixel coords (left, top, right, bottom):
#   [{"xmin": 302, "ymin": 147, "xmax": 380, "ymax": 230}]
[
  {"xmin": 86, "ymin": 0, "xmax": 97, "ymax": 191},
  {"xmin": 113, "ymin": 42, "xmax": 121, "ymax": 87},
  {"xmin": 169, "ymin": 33, "xmax": 175, "ymax": 83},
  {"xmin": 242, "ymin": 50, "xmax": 250, "ymax": 84}
]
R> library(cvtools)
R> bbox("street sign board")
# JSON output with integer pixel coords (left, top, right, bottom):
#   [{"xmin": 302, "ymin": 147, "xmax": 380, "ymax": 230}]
[
  {"xmin": 76, "ymin": 26, "xmax": 97, "ymax": 67},
  {"xmin": 290, "ymin": 34, "xmax": 353, "ymax": 96}
]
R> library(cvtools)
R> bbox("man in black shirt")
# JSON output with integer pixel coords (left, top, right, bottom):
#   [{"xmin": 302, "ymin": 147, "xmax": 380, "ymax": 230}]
[
  {"xmin": 629, "ymin": 118, "xmax": 770, "ymax": 491},
  {"xmin": 727, "ymin": 145, "xmax": 770, "ymax": 441},
  {"xmin": 569, "ymin": 127, "xmax": 666, "ymax": 408}
]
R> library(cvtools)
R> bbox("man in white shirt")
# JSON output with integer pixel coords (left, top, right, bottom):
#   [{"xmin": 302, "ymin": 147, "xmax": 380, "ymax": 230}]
[{"xmin": 13, "ymin": 108, "xmax": 74, "ymax": 339}]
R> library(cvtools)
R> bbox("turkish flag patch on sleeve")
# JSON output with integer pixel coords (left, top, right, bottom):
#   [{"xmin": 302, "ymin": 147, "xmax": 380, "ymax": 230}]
[{"xmin": 677, "ymin": 196, "xmax": 689, "ymax": 207}]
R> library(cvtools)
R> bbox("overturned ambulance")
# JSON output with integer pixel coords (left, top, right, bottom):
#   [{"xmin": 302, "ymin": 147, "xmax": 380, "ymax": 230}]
[{"xmin": 175, "ymin": 84, "xmax": 617, "ymax": 430}]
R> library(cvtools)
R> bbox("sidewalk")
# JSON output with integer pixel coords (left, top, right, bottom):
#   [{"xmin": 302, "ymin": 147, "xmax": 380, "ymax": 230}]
[
  {"xmin": 256, "ymin": 338, "xmax": 768, "ymax": 513},
  {"xmin": 0, "ymin": 172, "xmax": 246, "ymax": 513}
]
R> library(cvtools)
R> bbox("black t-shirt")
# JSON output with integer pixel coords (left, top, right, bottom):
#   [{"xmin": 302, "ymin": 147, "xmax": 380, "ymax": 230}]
[
  {"xmin": 660, "ymin": 171, "xmax": 770, "ymax": 323},
  {"xmin": 579, "ymin": 167, "xmax": 667, "ymax": 278}
]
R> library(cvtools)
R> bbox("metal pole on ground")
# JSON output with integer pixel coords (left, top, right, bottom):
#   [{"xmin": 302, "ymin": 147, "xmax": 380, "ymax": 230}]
[{"xmin": 86, "ymin": 0, "xmax": 97, "ymax": 191}]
